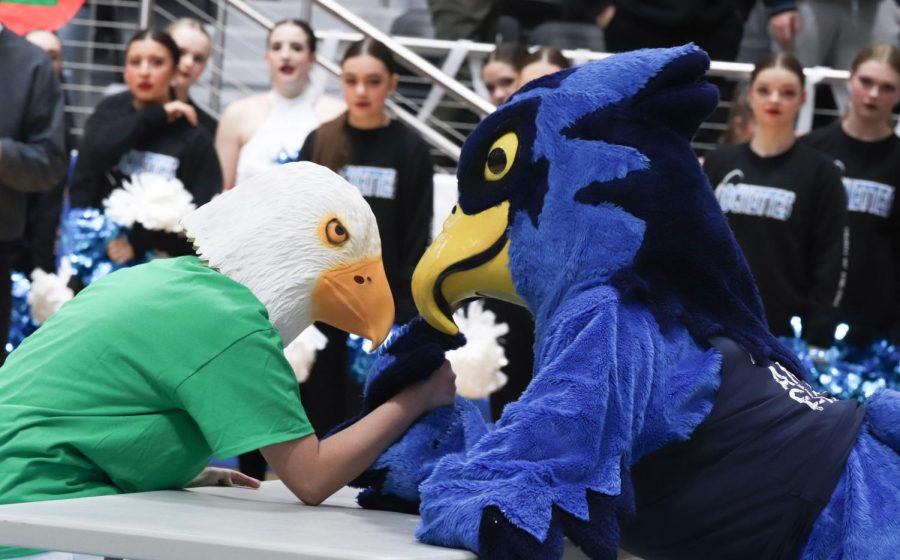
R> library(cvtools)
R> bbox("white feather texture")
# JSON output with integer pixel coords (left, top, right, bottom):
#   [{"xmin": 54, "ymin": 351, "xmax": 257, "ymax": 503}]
[
  {"xmin": 27, "ymin": 261, "xmax": 75, "ymax": 325},
  {"xmin": 103, "ymin": 173, "xmax": 196, "ymax": 232},
  {"xmin": 181, "ymin": 162, "xmax": 382, "ymax": 346},
  {"xmin": 447, "ymin": 300, "xmax": 510, "ymax": 399},
  {"xmin": 283, "ymin": 325, "xmax": 329, "ymax": 383}
]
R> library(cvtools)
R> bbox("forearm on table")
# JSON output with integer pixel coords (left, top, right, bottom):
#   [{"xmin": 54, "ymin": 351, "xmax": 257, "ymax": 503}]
[{"xmin": 264, "ymin": 388, "xmax": 428, "ymax": 505}]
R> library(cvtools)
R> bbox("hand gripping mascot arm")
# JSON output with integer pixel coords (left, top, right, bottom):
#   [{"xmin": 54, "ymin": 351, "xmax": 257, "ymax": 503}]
[{"xmin": 353, "ymin": 45, "xmax": 900, "ymax": 560}]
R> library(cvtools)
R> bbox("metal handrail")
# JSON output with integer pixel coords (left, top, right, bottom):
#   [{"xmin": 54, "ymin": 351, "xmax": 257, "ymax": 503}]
[
  {"xmin": 222, "ymin": 0, "xmax": 463, "ymax": 161},
  {"xmin": 164, "ymin": 0, "xmax": 219, "ymax": 26},
  {"xmin": 76, "ymin": 0, "xmax": 859, "ymax": 153},
  {"xmin": 310, "ymin": 30, "xmax": 851, "ymax": 85},
  {"xmin": 707, "ymin": 59, "xmax": 850, "ymax": 82},
  {"xmin": 221, "ymin": 0, "xmax": 275, "ymax": 31},
  {"xmin": 315, "ymin": 57, "xmax": 462, "ymax": 160},
  {"xmin": 312, "ymin": 0, "xmax": 494, "ymax": 118},
  {"xmin": 138, "ymin": 0, "xmax": 153, "ymax": 28},
  {"xmin": 69, "ymin": 17, "xmax": 141, "ymax": 30},
  {"xmin": 310, "ymin": 29, "xmax": 853, "ymax": 137},
  {"xmin": 89, "ymin": 0, "xmax": 142, "ymax": 6},
  {"xmin": 61, "ymin": 39, "xmax": 128, "ymax": 51},
  {"xmin": 209, "ymin": 0, "xmax": 228, "ymax": 114},
  {"xmin": 64, "ymin": 60, "xmax": 129, "ymax": 73}
]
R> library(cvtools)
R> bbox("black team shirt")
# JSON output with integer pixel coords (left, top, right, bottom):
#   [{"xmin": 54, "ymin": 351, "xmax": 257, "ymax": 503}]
[
  {"xmin": 802, "ymin": 122, "xmax": 900, "ymax": 345},
  {"xmin": 297, "ymin": 118, "xmax": 434, "ymax": 435},
  {"xmin": 69, "ymin": 91, "xmax": 222, "ymax": 257},
  {"xmin": 301, "ymin": 119, "xmax": 434, "ymax": 323},
  {"xmin": 703, "ymin": 142, "xmax": 847, "ymax": 346},
  {"xmin": 623, "ymin": 337, "xmax": 865, "ymax": 560}
]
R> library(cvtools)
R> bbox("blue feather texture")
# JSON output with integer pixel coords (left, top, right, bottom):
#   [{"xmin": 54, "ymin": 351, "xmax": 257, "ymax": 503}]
[
  {"xmin": 348, "ymin": 45, "xmax": 900, "ymax": 559},
  {"xmin": 800, "ymin": 390, "xmax": 900, "ymax": 559},
  {"xmin": 416, "ymin": 289, "xmax": 720, "ymax": 555},
  {"xmin": 357, "ymin": 397, "xmax": 490, "ymax": 512}
]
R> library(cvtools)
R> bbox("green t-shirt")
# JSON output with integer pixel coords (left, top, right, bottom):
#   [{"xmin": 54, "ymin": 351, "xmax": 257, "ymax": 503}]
[{"xmin": 0, "ymin": 256, "xmax": 313, "ymax": 558}]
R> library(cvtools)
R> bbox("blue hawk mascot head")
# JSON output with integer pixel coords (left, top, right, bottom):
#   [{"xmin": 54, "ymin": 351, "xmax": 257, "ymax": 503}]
[
  {"xmin": 415, "ymin": 43, "xmax": 799, "ymax": 372},
  {"xmin": 347, "ymin": 44, "xmax": 832, "ymax": 558}
]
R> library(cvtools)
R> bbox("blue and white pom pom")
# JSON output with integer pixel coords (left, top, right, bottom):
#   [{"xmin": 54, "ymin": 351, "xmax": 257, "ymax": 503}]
[
  {"xmin": 104, "ymin": 173, "xmax": 196, "ymax": 233},
  {"xmin": 27, "ymin": 260, "xmax": 75, "ymax": 325},
  {"xmin": 348, "ymin": 326, "xmax": 402, "ymax": 386},
  {"xmin": 446, "ymin": 300, "xmax": 509, "ymax": 399},
  {"xmin": 345, "ymin": 300, "xmax": 510, "ymax": 398},
  {"xmin": 7, "ymin": 272, "xmax": 37, "ymax": 353},
  {"xmin": 8, "ymin": 175, "xmax": 200, "ymax": 351},
  {"xmin": 783, "ymin": 317, "xmax": 900, "ymax": 401},
  {"xmin": 284, "ymin": 325, "xmax": 329, "ymax": 383},
  {"xmin": 58, "ymin": 207, "xmax": 123, "ymax": 287}
]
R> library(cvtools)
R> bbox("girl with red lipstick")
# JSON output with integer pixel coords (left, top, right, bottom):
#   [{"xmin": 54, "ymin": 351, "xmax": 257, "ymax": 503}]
[
  {"xmin": 703, "ymin": 53, "xmax": 847, "ymax": 348},
  {"xmin": 222, "ymin": 23, "xmax": 343, "ymax": 481},
  {"xmin": 296, "ymin": 37, "xmax": 434, "ymax": 439},
  {"xmin": 166, "ymin": 18, "xmax": 217, "ymax": 136},
  {"xmin": 802, "ymin": 44, "xmax": 900, "ymax": 347},
  {"xmin": 216, "ymin": 20, "xmax": 344, "ymax": 191},
  {"xmin": 68, "ymin": 28, "xmax": 222, "ymax": 262}
]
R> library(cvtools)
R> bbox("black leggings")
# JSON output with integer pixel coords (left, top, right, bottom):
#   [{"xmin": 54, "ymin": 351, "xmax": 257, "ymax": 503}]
[{"xmin": 238, "ymin": 449, "xmax": 268, "ymax": 481}]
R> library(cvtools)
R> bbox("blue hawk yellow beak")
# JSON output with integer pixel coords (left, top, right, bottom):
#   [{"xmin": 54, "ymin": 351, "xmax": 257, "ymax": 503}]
[{"xmin": 412, "ymin": 201, "xmax": 525, "ymax": 334}]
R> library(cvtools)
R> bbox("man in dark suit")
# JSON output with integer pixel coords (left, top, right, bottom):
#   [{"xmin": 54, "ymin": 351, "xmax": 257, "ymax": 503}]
[{"xmin": 0, "ymin": 24, "xmax": 67, "ymax": 365}]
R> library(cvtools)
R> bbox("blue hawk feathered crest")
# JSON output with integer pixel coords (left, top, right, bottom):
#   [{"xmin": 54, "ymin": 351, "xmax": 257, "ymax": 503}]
[{"xmin": 456, "ymin": 44, "xmax": 802, "ymax": 373}]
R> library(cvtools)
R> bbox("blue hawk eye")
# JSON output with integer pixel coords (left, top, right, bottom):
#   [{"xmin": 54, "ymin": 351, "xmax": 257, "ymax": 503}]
[
  {"xmin": 483, "ymin": 132, "xmax": 519, "ymax": 181},
  {"xmin": 487, "ymin": 148, "xmax": 507, "ymax": 174}
]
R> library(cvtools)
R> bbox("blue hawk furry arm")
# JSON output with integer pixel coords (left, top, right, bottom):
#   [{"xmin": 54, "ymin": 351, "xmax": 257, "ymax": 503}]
[
  {"xmin": 415, "ymin": 292, "xmax": 640, "ymax": 557},
  {"xmin": 324, "ymin": 316, "xmax": 467, "ymax": 511},
  {"xmin": 352, "ymin": 396, "xmax": 491, "ymax": 513},
  {"xmin": 414, "ymin": 288, "xmax": 720, "ymax": 558}
]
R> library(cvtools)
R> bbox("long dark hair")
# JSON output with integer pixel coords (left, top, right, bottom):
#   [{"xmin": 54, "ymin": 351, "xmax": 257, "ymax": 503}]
[
  {"xmin": 341, "ymin": 36, "xmax": 399, "ymax": 74},
  {"xmin": 312, "ymin": 38, "xmax": 399, "ymax": 171},
  {"xmin": 267, "ymin": 19, "xmax": 317, "ymax": 53},
  {"xmin": 485, "ymin": 42, "xmax": 529, "ymax": 71},
  {"xmin": 125, "ymin": 28, "xmax": 181, "ymax": 69},
  {"xmin": 850, "ymin": 42, "xmax": 900, "ymax": 76},
  {"xmin": 750, "ymin": 52, "xmax": 805, "ymax": 87},
  {"xmin": 523, "ymin": 47, "xmax": 571, "ymax": 70}
]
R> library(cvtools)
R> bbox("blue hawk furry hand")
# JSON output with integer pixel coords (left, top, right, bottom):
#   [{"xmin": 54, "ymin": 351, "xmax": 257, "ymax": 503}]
[
  {"xmin": 344, "ymin": 317, "xmax": 491, "ymax": 513},
  {"xmin": 360, "ymin": 316, "xmax": 464, "ymax": 414}
]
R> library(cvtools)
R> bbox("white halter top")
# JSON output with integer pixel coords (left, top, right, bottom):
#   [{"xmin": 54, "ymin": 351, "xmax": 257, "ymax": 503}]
[{"xmin": 235, "ymin": 88, "xmax": 321, "ymax": 186}]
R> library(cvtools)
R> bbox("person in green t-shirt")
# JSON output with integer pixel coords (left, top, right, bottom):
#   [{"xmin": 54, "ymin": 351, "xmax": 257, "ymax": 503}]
[{"xmin": 0, "ymin": 162, "xmax": 456, "ymax": 559}]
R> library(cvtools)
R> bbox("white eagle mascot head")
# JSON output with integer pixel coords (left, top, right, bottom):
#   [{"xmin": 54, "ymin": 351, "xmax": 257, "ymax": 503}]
[{"xmin": 181, "ymin": 162, "xmax": 394, "ymax": 347}]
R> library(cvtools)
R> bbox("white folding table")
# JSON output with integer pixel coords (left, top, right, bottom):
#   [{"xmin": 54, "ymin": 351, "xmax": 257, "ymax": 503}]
[{"xmin": 0, "ymin": 481, "xmax": 475, "ymax": 559}]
